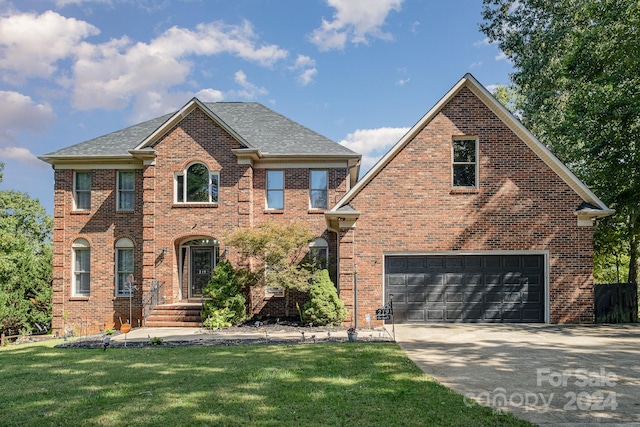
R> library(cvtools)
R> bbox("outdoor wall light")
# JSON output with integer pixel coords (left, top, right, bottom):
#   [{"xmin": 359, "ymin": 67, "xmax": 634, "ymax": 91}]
[{"xmin": 161, "ymin": 248, "xmax": 168, "ymax": 255}]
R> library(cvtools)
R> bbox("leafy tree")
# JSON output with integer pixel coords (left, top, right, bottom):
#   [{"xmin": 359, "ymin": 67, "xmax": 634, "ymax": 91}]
[
  {"xmin": 201, "ymin": 261, "xmax": 249, "ymax": 329},
  {"xmin": 303, "ymin": 269, "xmax": 347, "ymax": 326},
  {"xmin": 481, "ymin": 0, "xmax": 640, "ymax": 283},
  {"xmin": 0, "ymin": 162, "xmax": 53, "ymax": 334},
  {"xmin": 225, "ymin": 221, "xmax": 315, "ymax": 317}
]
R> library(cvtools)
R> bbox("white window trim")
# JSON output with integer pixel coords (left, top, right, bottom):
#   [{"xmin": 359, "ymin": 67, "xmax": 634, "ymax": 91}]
[
  {"xmin": 309, "ymin": 169, "xmax": 328, "ymax": 209},
  {"xmin": 72, "ymin": 238, "xmax": 90, "ymax": 296},
  {"xmin": 265, "ymin": 170, "xmax": 285, "ymax": 210},
  {"xmin": 116, "ymin": 171, "xmax": 135, "ymax": 212},
  {"xmin": 451, "ymin": 137, "xmax": 479, "ymax": 189},
  {"xmin": 73, "ymin": 171, "xmax": 91, "ymax": 211},
  {"xmin": 174, "ymin": 163, "xmax": 220, "ymax": 204},
  {"xmin": 115, "ymin": 238, "xmax": 134, "ymax": 297}
]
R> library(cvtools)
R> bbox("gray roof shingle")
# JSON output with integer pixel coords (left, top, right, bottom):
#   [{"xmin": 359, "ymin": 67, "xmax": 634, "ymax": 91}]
[{"xmin": 41, "ymin": 101, "xmax": 358, "ymax": 158}]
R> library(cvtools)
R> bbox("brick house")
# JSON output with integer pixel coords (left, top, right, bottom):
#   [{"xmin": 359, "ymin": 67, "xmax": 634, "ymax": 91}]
[
  {"xmin": 40, "ymin": 74, "xmax": 612, "ymax": 335},
  {"xmin": 40, "ymin": 100, "xmax": 361, "ymax": 335},
  {"xmin": 326, "ymin": 74, "xmax": 613, "ymax": 325}
]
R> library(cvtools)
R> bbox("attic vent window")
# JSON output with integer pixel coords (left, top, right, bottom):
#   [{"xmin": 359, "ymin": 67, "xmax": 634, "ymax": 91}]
[{"xmin": 452, "ymin": 138, "xmax": 478, "ymax": 188}]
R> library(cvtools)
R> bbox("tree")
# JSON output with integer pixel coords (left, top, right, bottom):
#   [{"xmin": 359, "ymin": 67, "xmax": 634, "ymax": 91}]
[
  {"xmin": 0, "ymin": 162, "xmax": 53, "ymax": 334},
  {"xmin": 225, "ymin": 221, "xmax": 315, "ymax": 317},
  {"xmin": 201, "ymin": 261, "xmax": 250, "ymax": 329},
  {"xmin": 303, "ymin": 269, "xmax": 347, "ymax": 326},
  {"xmin": 481, "ymin": 0, "xmax": 640, "ymax": 283}
]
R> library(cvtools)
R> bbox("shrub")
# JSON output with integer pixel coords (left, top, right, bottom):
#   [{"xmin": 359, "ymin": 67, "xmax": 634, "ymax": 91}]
[
  {"xmin": 303, "ymin": 269, "xmax": 347, "ymax": 326},
  {"xmin": 202, "ymin": 261, "xmax": 248, "ymax": 328}
]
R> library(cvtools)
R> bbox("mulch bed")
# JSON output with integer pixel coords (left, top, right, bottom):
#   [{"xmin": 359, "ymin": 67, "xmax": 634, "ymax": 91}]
[{"xmin": 54, "ymin": 319, "xmax": 390, "ymax": 349}]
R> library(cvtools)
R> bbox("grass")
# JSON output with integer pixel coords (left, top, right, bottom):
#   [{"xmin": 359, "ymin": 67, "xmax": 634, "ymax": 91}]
[{"xmin": 0, "ymin": 340, "xmax": 532, "ymax": 427}]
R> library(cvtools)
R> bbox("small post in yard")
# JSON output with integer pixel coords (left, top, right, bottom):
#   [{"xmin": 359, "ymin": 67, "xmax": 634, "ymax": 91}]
[{"xmin": 126, "ymin": 274, "xmax": 134, "ymax": 327}]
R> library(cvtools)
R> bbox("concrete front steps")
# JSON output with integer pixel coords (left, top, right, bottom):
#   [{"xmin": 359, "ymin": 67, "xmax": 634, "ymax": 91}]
[{"xmin": 145, "ymin": 302, "xmax": 203, "ymax": 327}]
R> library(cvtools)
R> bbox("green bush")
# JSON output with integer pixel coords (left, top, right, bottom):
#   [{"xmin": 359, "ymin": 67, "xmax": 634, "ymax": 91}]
[
  {"xmin": 202, "ymin": 261, "xmax": 248, "ymax": 328},
  {"xmin": 303, "ymin": 269, "xmax": 347, "ymax": 326}
]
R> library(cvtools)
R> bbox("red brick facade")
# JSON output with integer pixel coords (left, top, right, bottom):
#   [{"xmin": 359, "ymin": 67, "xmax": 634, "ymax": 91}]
[
  {"xmin": 47, "ymin": 77, "xmax": 608, "ymax": 335},
  {"xmin": 50, "ymin": 107, "xmax": 351, "ymax": 335},
  {"xmin": 335, "ymin": 86, "xmax": 595, "ymax": 325}
]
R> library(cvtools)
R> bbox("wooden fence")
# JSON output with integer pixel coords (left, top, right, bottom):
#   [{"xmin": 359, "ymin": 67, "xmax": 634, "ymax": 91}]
[{"xmin": 594, "ymin": 283, "xmax": 638, "ymax": 323}]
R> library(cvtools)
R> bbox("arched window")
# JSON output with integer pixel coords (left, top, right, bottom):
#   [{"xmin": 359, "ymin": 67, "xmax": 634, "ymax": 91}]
[
  {"xmin": 72, "ymin": 238, "xmax": 90, "ymax": 296},
  {"xmin": 175, "ymin": 163, "xmax": 219, "ymax": 203},
  {"xmin": 115, "ymin": 238, "xmax": 134, "ymax": 296},
  {"xmin": 309, "ymin": 237, "xmax": 329, "ymax": 269}
]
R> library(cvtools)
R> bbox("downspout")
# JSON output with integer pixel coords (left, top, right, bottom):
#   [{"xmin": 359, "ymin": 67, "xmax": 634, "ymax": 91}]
[{"xmin": 354, "ymin": 263, "xmax": 358, "ymax": 329}]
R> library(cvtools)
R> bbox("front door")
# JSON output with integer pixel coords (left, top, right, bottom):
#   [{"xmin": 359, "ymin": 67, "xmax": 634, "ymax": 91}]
[{"xmin": 190, "ymin": 247, "xmax": 213, "ymax": 298}]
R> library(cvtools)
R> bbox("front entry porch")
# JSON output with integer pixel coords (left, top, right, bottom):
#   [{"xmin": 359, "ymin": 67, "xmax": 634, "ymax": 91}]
[{"xmin": 145, "ymin": 303, "xmax": 203, "ymax": 328}]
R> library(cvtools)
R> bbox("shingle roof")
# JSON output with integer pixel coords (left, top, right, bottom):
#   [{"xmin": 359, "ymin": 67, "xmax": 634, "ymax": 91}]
[
  {"xmin": 204, "ymin": 103, "xmax": 356, "ymax": 156},
  {"xmin": 41, "ymin": 101, "xmax": 358, "ymax": 158},
  {"xmin": 42, "ymin": 113, "xmax": 173, "ymax": 158}
]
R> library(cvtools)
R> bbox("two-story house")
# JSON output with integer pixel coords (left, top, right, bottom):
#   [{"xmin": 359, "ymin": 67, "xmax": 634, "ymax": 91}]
[
  {"xmin": 40, "ymin": 74, "xmax": 613, "ymax": 335},
  {"xmin": 40, "ymin": 99, "xmax": 360, "ymax": 335}
]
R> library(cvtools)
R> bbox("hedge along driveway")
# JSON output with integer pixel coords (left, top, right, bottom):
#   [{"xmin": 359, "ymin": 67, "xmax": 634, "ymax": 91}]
[
  {"xmin": 0, "ymin": 340, "xmax": 531, "ymax": 426},
  {"xmin": 395, "ymin": 323, "xmax": 640, "ymax": 426}
]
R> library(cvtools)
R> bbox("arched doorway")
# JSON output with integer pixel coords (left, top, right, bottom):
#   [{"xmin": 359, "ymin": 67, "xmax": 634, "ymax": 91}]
[{"xmin": 179, "ymin": 238, "xmax": 219, "ymax": 299}]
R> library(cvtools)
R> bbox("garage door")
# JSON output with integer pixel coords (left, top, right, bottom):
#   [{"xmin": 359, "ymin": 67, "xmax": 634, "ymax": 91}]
[{"xmin": 385, "ymin": 255, "xmax": 545, "ymax": 323}]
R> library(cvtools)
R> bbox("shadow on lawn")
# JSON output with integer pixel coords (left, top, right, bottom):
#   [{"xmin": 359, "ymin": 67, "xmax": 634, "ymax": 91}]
[{"xmin": 0, "ymin": 342, "xmax": 530, "ymax": 426}]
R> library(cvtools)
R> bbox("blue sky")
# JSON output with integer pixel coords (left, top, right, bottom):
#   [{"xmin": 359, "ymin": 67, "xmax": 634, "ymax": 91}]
[{"xmin": 0, "ymin": 0, "xmax": 513, "ymax": 214}]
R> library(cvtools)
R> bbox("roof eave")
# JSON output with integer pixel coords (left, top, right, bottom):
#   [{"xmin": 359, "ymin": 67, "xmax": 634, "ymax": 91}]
[{"xmin": 37, "ymin": 154, "xmax": 135, "ymax": 165}]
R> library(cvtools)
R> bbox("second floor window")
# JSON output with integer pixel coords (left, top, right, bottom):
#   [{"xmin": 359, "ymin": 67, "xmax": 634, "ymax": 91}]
[
  {"xmin": 176, "ymin": 163, "xmax": 219, "ymax": 203},
  {"xmin": 117, "ymin": 171, "xmax": 135, "ymax": 211},
  {"xmin": 74, "ymin": 171, "xmax": 91, "ymax": 210},
  {"xmin": 266, "ymin": 170, "xmax": 284, "ymax": 209},
  {"xmin": 452, "ymin": 138, "xmax": 478, "ymax": 188},
  {"xmin": 310, "ymin": 170, "xmax": 328, "ymax": 209}
]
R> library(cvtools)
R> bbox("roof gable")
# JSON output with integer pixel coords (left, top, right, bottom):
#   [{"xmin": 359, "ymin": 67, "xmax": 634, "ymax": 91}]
[{"xmin": 330, "ymin": 73, "xmax": 612, "ymax": 215}]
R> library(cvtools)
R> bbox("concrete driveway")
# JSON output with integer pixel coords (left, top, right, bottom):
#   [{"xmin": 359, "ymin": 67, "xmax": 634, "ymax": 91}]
[{"xmin": 395, "ymin": 323, "xmax": 640, "ymax": 426}]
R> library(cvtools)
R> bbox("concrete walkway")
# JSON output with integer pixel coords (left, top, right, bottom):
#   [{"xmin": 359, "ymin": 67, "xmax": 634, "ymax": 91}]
[{"xmin": 395, "ymin": 323, "xmax": 640, "ymax": 426}]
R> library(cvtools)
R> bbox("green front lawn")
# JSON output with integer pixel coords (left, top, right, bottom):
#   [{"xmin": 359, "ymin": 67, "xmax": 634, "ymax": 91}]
[{"xmin": 0, "ymin": 340, "xmax": 531, "ymax": 426}]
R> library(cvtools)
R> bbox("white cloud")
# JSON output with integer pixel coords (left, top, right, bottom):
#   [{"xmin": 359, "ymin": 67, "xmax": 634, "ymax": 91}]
[
  {"xmin": 495, "ymin": 51, "xmax": 508, "ymax": 61},
  {"xmin": 396, "ymin": 78, "xmax": 409, "ymax": 86},
  {"xmin": 0, "ymin": 91, "xmax": 55, "ymax": 143},
  {"xmin": 53, "ymin": 0, "xmax": 115, "ymax": 6},
  {"xmin": 289, "ymin": 54, "xmax": 317, "ymax": 86},
  {"xmin": 71, "ymin": 20, "xmax": 286, "ymax": 111},
  {"xmin": 309, "ymin": 0, "xmax": 403, "ymax": 51},
  {"xmin": 0, "ymin": 146, "xmax": 43, "ymax": 167},
  {"xmin": 229, "ymin": 70, "xmax": 268, "ymax": 99},
  {"xmin": 0, "ymin": 10, "xmax": 99, "ymax": 83},
  {"xmin": 194, "ymin": 88, "xmax": 225, "ymax": 102},
  {"xmin": 473, "ymin": 37, "xmax": 492, "ymax": 47},
  {"xmin": 339, "ymin": 126, "xmax": 409, "ymax": 174},
  {"xmin": 297, "ymin": 68, "xmax": 318, "ymax": 86},
  {"xmin": 0, "ymin": 10, "xmax": 287, "ymax": 117},
  {"xmin": 485, "ymin": 84, "xmax": 500, "ymax": 93}
]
